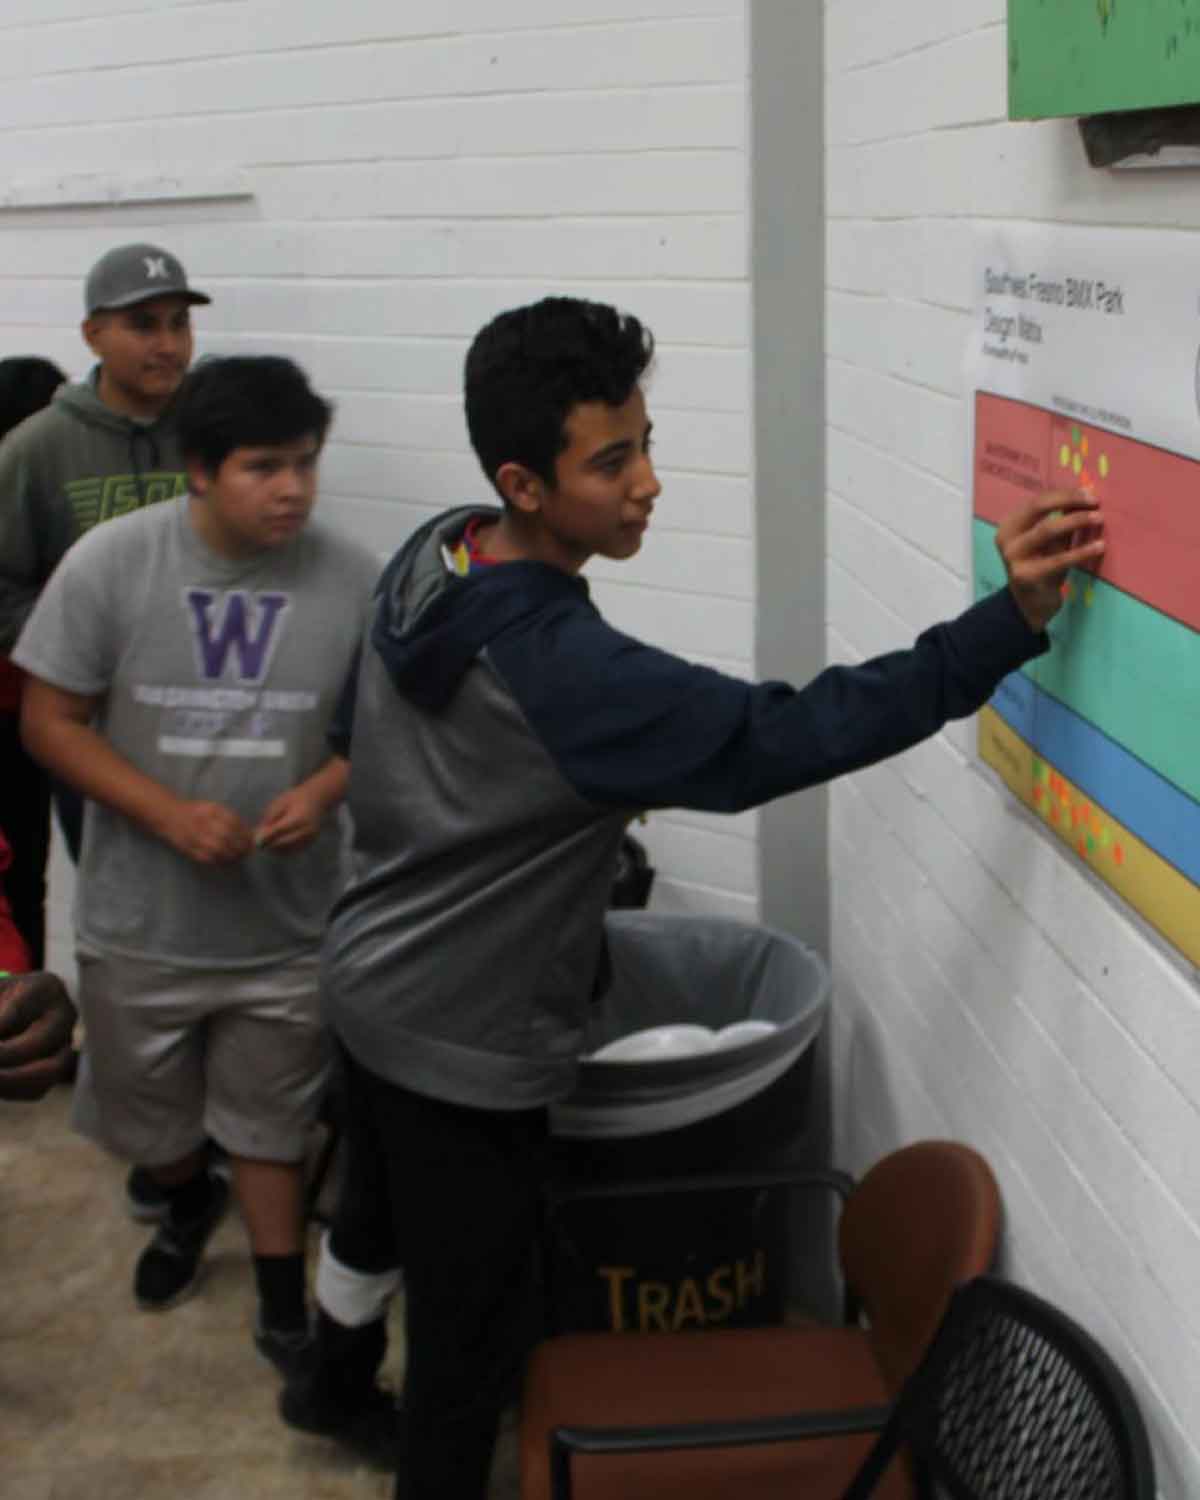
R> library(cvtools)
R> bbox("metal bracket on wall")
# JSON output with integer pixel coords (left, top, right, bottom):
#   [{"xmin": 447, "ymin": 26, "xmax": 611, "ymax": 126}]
[{"xmin": 1079, "ymin": 105, "xmax": 1200, "ymax": 169}]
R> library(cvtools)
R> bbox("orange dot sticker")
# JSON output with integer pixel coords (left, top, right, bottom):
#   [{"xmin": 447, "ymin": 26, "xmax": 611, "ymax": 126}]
[{"xmin": 1113, "ymin": 845, "xmax": 1125, "ymax": 866}]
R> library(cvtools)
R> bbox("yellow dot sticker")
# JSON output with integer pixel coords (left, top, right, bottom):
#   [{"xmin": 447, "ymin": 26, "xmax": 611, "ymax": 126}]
[
  {"xmin": 1060, "ymin": 444, "xmax": 1071, "ymax": 468},
  {"xmin": 1099, "ymin": 454, "xmax": 1109, "ymax": 479},
  {"xmin": 1072, "ymin": 452, "xmax": 1083, "ymax": 475}
]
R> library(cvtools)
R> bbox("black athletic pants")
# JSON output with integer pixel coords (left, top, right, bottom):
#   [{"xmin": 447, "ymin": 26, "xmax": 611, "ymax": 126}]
[{"xmin": 331, "ymin": 1046, "xmax": 549, "ymax": 1500}]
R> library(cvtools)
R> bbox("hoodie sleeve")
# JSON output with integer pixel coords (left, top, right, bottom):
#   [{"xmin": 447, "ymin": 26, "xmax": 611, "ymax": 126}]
[
  {"xmin": 0, "ymin": 432, "xmax": 46, "ymax": 655},
  {"xmin": 485, "ymin": 587, "xmax": 1047, "ymax": 814},
  {"xmin": 0, "ymin": 423, "xmax": 76, "ymax": 655}
]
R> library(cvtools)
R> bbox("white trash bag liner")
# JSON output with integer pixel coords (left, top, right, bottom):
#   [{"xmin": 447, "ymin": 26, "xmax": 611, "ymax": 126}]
[{"xmin": 550, "ymin": 911, "xmax": 830, "ymax": 1140}]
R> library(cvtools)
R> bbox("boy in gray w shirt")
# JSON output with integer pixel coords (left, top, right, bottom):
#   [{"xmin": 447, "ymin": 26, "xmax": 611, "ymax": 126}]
[{"xmin": 14, "ymin": 357, "xmax": 378, "ymax": 1374}]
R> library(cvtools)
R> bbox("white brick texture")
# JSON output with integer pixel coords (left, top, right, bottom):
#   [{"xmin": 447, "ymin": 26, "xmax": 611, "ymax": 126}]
[
  {"xmin": 0, "ymin": 2, "xmax": 754, "ymax": 926},
  {"xmin": 827, "ymin": 2, "xmax": 1200, "ymax": 1490}
]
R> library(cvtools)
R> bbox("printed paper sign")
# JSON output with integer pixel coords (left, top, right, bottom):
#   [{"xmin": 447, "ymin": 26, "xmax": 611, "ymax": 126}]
[{"xmin": 970, "ymin": 223, "xmax": 1200, "ymax": 967}]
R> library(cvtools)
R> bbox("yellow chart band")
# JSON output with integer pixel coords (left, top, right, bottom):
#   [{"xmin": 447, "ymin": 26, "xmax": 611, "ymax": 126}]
[{"xmin": 978, "ymin": 706, "xmax": 1200, "ymax": 969}]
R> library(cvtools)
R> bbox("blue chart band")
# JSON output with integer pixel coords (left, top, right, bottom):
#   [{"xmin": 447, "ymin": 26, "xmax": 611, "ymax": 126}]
[{"xmin": 989, "ymin": 671, "xmax": 1200, "ymax": 888}]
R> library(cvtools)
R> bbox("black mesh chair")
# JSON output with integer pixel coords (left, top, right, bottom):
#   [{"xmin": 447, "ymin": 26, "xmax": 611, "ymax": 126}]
[
  {"xmin": 548, "ymin": 1275, "xmax": 1156, "ymax": 1500},
  {"xmin": 843, "ymin": 1275, "xmax": 1156, "ymax": 1500}
]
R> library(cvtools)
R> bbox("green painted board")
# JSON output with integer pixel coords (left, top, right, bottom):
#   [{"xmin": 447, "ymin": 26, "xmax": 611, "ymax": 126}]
[{"xmin": 1009, "ymin": 0, "xmax": 1200, "ymax": 119}]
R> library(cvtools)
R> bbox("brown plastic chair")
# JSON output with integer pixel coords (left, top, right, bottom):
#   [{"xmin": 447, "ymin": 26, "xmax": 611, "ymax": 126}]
[
  {"xmin": 548, "ymin": 1277, "xmax": 1156, "ymax": 1500},
  {"xmin": 521, "ymin": 1140, "xmax": 1001, "ymax": 1500}
]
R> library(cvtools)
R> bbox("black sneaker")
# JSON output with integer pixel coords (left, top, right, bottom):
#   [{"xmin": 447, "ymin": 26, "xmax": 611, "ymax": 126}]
[
  {"xmin": 134, "ymin": 1173, "xmax": 230, "ymax": 1310},
  {"xmin": 278, "ymin": 1380, "xmax": 401, "ymax": 1469},
  {"xmin": 255, "ymin": 1321, "xmax": 315, "ymax": 1382}
]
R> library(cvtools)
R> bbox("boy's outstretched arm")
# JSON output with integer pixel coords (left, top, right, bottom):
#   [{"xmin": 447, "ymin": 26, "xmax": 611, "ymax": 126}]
[
  {"xmin": 996, "ymin": 487, "xmax": 1104, "ymax": 632},
  {"xmin": 485, "ymin": 490, "xmax": 1106, "ymax": 815}
]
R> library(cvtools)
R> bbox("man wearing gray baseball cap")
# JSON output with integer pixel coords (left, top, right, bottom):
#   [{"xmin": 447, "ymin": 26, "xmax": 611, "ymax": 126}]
[
  {"xmin": 0, "ymin": 239, "xmax": 210, "ymax": 783},
  {"xmin": 0, "ymin": 239, "xmax": 209, "ymax": 603},
  {"xmin": 0, "ymin": 241, "xmax": 214, "ymax": 1217}
]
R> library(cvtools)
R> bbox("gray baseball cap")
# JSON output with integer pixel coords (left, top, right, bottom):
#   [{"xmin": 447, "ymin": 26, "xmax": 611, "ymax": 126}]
[{"xmin": 84, "ymin": 242, "xmax": 211, "ymax": 316}]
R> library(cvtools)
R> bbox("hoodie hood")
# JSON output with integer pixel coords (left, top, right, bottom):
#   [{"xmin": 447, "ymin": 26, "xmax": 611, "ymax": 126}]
[
  {"xmin": 371, "ymin": 505, "xmax": 590, "ymax": 712},
  {"xmin": 55, "ymin": 367, "xmax": 179, "ymax": 438}
]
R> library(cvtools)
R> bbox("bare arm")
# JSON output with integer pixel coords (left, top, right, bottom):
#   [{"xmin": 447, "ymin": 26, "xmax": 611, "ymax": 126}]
[
  {"xmin": 20, "ymin": 677, "xmax": 253, "ymax": 864},
  {"xmin": 255, "ymin": 754, "xmax": 350, "ymax": 853},
  {"xmin": 0, "ymin": 972, "xmax": 77, "ymax": 1101}
]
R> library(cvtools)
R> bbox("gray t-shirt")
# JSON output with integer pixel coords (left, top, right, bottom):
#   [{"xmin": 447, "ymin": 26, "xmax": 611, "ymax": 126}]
[{"xmin": 13, "ymin": 496, "xmax": 379, "ymax": 969}]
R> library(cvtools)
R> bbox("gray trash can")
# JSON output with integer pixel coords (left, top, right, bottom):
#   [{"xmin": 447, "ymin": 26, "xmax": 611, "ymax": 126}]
[{"xmin": 545, "ymin": 911, "xmax": 831, "ymax": 1336}]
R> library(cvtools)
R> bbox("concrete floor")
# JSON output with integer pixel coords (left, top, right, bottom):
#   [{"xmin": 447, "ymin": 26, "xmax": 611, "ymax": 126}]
[{"xmin": 0, "ymin": 1082, "xmax": 520, "ymax": 1500}]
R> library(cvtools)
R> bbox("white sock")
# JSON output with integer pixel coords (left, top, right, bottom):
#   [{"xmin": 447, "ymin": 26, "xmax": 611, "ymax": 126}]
[{"xmin": 315, "ymin": 1231, "xmax": 403, "ymax": 1328}]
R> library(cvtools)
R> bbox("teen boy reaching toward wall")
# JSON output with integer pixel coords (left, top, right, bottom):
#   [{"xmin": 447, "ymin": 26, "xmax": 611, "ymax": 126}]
[
  {"xmin": 14, "ymin": 357, "xmax": 378, "ymax": 1376},
  {"xmin": 287, "ymin": 297, "xmax": 1104, "ymax": 1498}
]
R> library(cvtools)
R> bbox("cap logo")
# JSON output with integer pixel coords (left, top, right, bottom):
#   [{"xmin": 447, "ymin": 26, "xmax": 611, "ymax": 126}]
[{"xmin": 144, "ymin": 255, "xmax": 169, "ymax": 280}]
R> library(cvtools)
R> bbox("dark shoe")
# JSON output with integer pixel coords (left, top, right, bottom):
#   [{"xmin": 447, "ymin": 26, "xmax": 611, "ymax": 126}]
[
  {"xmin": 125, "ymin": 1166, "xmax": 169, "ymax": 1224},
  {"xmin": 255, "ymin": 1320, "xmax": 316, "ymax": 1382},
  {"xmin": 279, "ymin": 1379, "xmax": 401, "ymax": 1468},
  {"xmin": 126, "ymin": 1143, "xmax": 229, "ymax": 1224},
  {"xmin": 277, "ymin": 1309, "xmax": 398, "ymax": 1467},
  {"xmin": 134, "ymin": 1173, "xmax": 230, "ymax": 1310}
]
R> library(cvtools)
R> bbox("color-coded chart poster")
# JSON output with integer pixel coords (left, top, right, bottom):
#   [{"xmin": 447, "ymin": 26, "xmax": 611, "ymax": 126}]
[
  {"xmin": 1008, "ymin": 0, "xmax": 1200, "ymax": 119},
  {"xmin": 970, "ymin": 224, "xmax": 1200, "ymax": 967}
]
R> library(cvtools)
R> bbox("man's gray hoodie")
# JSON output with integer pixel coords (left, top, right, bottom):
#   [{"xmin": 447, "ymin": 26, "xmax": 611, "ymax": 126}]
[{"xmin": 0, "ymin": 372, "xmax": 186, "ymax": 652}]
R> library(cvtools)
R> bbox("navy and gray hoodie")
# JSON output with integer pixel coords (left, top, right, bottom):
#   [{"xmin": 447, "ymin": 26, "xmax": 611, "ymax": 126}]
[{"xmin": 323, "ymin": 504, "xmax": 1046, "ymax": 1111}]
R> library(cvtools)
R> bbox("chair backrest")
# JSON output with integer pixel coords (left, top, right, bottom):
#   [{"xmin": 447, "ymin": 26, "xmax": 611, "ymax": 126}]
[
  {"xmin": 843, "ymin": 1276, "xmax": 1157, "ymax": 1500},
  {"xmin": 838, "ymin": 1141, "xmax": 1001, "ymax": 1390}
]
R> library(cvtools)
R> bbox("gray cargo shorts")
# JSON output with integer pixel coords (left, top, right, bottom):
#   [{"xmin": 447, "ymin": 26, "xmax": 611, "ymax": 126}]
[{"xmin": 71, "ymin": 947, "xmax": 330, "ymax": 1165}]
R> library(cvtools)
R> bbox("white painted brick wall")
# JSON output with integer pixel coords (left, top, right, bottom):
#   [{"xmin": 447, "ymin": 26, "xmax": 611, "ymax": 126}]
[
  {"xmin": 827, "ymin": 2, "xmax": 1200, "ymax": 1490},
  {"xmin": 0, "ymin": 0, "xmax": 755, "ymax": 951}
]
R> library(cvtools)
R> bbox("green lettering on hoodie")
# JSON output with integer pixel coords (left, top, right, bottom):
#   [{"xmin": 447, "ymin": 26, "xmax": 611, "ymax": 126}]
[{"xmin": 0, "ymin": 369, "xmax": 186, "ymax": 652}]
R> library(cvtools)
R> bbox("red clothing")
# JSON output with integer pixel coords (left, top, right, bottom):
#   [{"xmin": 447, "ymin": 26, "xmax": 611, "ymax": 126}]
[{"xmin": 0, "ymin": 831, "xmax": 32, "ymax": 973}]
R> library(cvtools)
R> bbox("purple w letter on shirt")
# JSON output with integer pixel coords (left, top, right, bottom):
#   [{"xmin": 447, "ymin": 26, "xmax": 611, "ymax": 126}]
[{"xmin": 186, "ymin": 590, "xmax": 291, "ymax": 683}]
